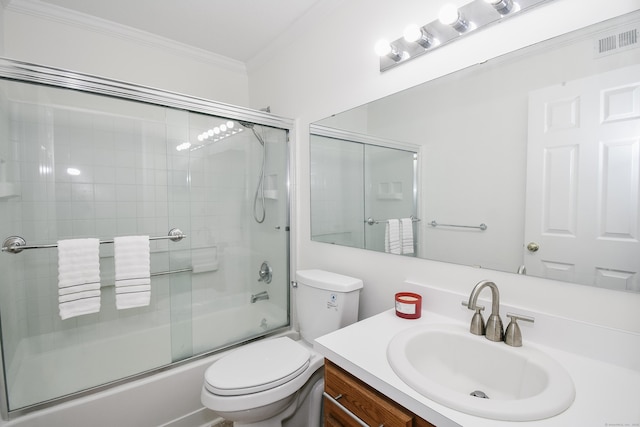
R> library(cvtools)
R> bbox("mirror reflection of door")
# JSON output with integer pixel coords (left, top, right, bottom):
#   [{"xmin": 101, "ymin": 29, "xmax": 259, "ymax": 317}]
[{"xmin": 525, "ymin": 65, "xmax": 640, "ymax": 291}]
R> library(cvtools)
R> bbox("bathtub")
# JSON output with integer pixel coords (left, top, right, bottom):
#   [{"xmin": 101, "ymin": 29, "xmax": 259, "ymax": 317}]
[{"xmin": 1, "ymin": 298, "xmax": 290, "ymax": 427}]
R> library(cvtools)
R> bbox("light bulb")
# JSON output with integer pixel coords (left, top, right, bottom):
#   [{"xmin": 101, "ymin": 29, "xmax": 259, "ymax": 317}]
[
  {"xmin": 438, "ymin": 4, "xmax": 460, "ymax": 26},
  {"xmin": 207, "ymin": 129, "xmax": 214, "ymax": 136},
  {"xmin": 226, "ymin": 121, "xmax": 234, "ymax": 129},
  {"xmin": 403, "ymin": 24, "xmax": 433, "ymax": 48},
  {"xmin": 438, "ymin": 3, "xmax": 469, "ymax": 32},
  {"xmin": 220, "ymin": 124, "xmax": 227, "ymax": 132},
  {"xmin": 176, "ymin": 142, "xmax": 191, "ymax": 152},
  {"xmin": 374, "ymin": 39, "xmax": 392, "ymax": 57},
  {"xmin": 374, "ymin": 39, "xmax": 403, "ymax": 62},
  {"xmin": 197, "ymin": 134, "xmax": 204, "ymax": 142},
  {"xmin": 214, "ymin": 127, "xmax": 220, "ymax": 135},
  {"xmin": 403, "ymin": 24, "xmax": 422, "ymax": 43}
]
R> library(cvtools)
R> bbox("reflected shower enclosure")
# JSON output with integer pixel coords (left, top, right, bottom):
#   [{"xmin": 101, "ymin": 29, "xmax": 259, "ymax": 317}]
[
  {"xmin": 0, "ymin": 63, "xmax": 291, "ymax": 415},
  {"xmin": 310, "ymin": 129, "xmax": 419, "ymax": 254}
]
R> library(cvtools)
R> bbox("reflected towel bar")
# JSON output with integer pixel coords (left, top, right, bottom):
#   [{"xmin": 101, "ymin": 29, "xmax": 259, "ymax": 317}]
[
  {"xmin": 429, "ymin": 220, "xmax": 487, "ymax": 231},
  {"xmin": 365, "ymin": 216, "xmax": 420, "ymax": 226},
  {"xmin": 1, "ymin": 228, "xmax": 186, "ymax": 254},
  {"xmin": 151, "ymin": 267, "xmax": 192, "ymax": 277}
]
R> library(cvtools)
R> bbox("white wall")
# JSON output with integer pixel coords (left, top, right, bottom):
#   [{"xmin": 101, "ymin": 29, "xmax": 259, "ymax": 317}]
[
  {"xmin": 2, "ymin": 1, "xmax": 250, "ymax": 106},
  {"xmin": 248, "ymin": 0, "xmax": 640, "ymax": 332}
]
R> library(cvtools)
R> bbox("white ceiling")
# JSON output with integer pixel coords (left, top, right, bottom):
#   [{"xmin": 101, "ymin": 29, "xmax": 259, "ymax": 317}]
[{"xmin": 35, "ymin": 0, "xmax": 325, "ymax": 63}]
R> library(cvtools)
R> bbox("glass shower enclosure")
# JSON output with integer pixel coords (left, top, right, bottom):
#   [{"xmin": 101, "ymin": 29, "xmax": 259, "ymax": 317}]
[
  {"xmin": 0, "ymin": 58, "xmax": 292, "ymax": 417},
  {"xmin": 309, "ymin": 126, "xmax": 419, "ymax": 254}
]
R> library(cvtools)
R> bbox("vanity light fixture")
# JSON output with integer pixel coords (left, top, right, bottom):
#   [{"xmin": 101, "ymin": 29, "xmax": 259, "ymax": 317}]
[
  {"xmin": 377, "ymin": 0, "xmax": 553, "ymax": 72},
  {"xmin": 485, "ymin": 0, "xmax": 515, "ymax": 15}
]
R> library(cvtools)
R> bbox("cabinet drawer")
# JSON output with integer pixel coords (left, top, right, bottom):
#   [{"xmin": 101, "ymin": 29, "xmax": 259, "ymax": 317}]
[{"xmin": 324, "ymin": 360, "xmax": 414, "ymax": 427}]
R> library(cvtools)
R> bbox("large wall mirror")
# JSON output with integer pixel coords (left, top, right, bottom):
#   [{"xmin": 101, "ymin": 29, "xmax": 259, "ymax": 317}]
[{"xmin": 311, "ymin": 11, "xmax": 640, "ymax": 293}]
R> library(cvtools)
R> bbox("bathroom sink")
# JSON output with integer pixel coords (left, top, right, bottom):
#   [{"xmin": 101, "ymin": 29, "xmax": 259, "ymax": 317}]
[{"xmin": 387, "ymin": 323, "xmax": 575, "ymax": 421}]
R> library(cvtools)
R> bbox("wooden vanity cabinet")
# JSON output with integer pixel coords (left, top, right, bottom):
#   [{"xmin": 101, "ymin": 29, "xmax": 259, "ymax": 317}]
[{"xmin": 323, "ymin": 359, "xmax": 436, "ymax": 427}]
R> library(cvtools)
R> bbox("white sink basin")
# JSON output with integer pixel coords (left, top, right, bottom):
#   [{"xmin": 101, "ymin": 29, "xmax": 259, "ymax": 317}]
[{"xmin": 387, "ymin": 323, "xmax": 575, "ymax": 421}]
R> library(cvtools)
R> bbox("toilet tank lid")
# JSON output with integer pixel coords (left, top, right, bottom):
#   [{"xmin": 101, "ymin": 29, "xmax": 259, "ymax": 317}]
[{"xmin": 296, "ymin": 269, "xmax": 363, "ymax": 292}]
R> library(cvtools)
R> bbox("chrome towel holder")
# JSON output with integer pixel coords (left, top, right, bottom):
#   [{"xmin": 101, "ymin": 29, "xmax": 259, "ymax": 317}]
[
  {"xmin": 365, "ymin": 215, "xmax": 421, "ymax": 226},
  {"xmin": 429, "ymin": 220, "xmax": 487, "ymax": 231},
  {"xmin": 1, "ymin": 228, "xmax": 186, "ymax": 254}
]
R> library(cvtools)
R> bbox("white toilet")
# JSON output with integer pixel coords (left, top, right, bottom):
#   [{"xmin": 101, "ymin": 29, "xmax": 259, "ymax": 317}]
[{"xmin": 201, "ymin": 269, "xmax": 363, "ymax": 427}]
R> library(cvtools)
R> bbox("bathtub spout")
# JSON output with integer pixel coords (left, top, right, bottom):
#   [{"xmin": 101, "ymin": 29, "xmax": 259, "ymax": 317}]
[{"xmin": 250, "ymin": 291, "xmax": 269, "ymax": 303}]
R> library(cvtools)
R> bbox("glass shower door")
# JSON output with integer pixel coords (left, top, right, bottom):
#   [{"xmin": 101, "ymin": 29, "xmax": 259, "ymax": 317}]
[
  {"xmin": 0, "ymin": 80, "xmax": 183, "ymax": 410},
  {"xmin": 186, "ymin": 116, "xmax": 290, "ymax": 354},
  {"xmin": 0, "ymin": 69, "xmax": 292, "ymax": 415}
]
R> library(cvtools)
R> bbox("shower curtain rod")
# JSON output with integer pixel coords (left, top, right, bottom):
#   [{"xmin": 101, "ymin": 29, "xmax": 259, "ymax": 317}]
[{"xmin": 1, "ymin": 228, "xmax": 186, "ymax": 255}]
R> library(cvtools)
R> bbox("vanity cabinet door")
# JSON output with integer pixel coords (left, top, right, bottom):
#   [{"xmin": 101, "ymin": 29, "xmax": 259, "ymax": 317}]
[{"xmin": 324, "ymin": 359, "xmax": 436, "ymax": 427}]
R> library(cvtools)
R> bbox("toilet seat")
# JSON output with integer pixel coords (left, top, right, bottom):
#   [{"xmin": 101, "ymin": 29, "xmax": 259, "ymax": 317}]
[{"xmin": 204, "ymin": 337, "xmax": 310, "ymax": 396}]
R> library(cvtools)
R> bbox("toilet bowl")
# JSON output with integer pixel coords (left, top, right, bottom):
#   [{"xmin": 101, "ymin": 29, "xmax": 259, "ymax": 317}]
[
  {"xmin": 201, "ymin": 270, "xmax": 363, "ymax": 426},
  {"xmin": 201, "ymin": 337, "xmax": 324, "ymax": 426}
]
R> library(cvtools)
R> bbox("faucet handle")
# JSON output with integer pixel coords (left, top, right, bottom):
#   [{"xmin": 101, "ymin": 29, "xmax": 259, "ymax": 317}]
[
  {"xmin": 505, "ymin": 313, "xmax": 535, "ymax": 347},
  {"xmin": 461, "ymin": 301, "xmax": 485, "ymax": 311},
  {"xmin": 462, "ymin": 301, "xmax": 486, "ymax": 336}
]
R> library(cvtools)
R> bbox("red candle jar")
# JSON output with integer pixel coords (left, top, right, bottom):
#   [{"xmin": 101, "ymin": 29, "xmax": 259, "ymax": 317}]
[{"xmin": 395, "ymin": 292, "xmax": 422, "ymax": 319}]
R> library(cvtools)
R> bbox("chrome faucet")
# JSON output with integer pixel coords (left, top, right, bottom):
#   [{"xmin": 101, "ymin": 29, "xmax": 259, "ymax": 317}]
[
  {"xmin": 250, "ymin": 291, "xmax": 269, "ymax": 303},
  {"xmin": 466, "ymin": 280, "xmax": 504, "ymax": 342}
]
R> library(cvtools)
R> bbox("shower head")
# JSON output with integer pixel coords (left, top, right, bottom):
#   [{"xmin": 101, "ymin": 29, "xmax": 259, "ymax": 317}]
[{"xmin": 238, "ymin": 121, "xmax": 254, "ymax": 129}]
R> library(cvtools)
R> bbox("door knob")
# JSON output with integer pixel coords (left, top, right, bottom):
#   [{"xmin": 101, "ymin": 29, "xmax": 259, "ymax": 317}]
[{"xmin": 526, "ymin": 242, "xmax": 540, "ymax": 252}]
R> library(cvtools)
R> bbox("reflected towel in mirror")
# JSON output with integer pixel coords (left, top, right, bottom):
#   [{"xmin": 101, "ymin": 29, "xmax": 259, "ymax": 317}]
[
  {"xmin": 401, "ymin": 218, "xmax": 414, "ymax": 254},
  {"xmin": 385, "ymin": 219, "xmax": 401, "ymax": 254}
]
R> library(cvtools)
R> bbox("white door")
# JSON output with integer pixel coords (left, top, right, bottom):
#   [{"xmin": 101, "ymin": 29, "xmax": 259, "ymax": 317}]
[{"xmin": 524, "ymin": 65, "xmax": 640, "ymax": 291}]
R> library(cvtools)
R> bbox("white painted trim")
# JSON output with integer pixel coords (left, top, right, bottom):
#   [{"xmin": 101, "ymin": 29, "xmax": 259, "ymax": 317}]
[{"xmin": 5, "ymin": 0, "xmax": 247, "ymax": 73}]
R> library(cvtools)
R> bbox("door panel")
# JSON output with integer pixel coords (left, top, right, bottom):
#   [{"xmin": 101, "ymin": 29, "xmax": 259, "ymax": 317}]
[{"xmin": 525, "ymin": 65, "xmax": 640, "ymax": 291}]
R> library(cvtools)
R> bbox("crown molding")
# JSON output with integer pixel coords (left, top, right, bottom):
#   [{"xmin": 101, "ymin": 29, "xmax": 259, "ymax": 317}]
[{"xmin": 5, "ymin": 0, "xmax": 247, "ymax": 74}]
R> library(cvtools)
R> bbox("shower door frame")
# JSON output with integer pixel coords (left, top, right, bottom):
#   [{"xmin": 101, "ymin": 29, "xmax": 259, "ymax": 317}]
[{"xmin": 0, "ymin": 57, "xmax": 295, "ymax": 420}]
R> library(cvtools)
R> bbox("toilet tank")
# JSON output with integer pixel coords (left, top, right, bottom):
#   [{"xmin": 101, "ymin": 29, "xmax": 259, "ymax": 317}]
[{"xmin": 295, "ymin": 269, "xmax": 363, "ymax": 344}]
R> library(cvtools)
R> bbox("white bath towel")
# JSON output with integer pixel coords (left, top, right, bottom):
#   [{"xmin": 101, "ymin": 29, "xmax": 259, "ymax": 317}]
[
  {"xmin": 401, "ymin": 218, "xmax": 415, "ymax": 255},
  {"xmin": 114, "ymin": 236, "xmax": 150, "ymax": 309},
  {"xmin": 385, "ymin": 219, "xmax": 401, "ymax": 254},
  {"xmin": 57, "ymin": 238, "xmax": 101, "ymax": 320}
]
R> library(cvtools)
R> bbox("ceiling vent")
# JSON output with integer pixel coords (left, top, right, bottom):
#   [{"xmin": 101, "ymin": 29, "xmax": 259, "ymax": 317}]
[{"xmin": 594, "ymin": 26, "xmax": 639, "ymax": 57}]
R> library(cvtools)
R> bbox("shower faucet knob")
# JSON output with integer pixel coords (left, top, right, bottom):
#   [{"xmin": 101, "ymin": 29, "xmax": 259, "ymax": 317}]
[{"xmin": 258, "ymin": 261, "xmax": 272, "ymax": 284}]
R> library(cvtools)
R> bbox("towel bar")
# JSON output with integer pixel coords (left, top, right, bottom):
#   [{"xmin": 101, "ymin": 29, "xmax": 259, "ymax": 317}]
[
  {"xmin": 1, "ymin": 228, "xmax": 186, "ymax": 254},
  {"xmin": 365, "ymin": 216, "xmax": 420, "ymax": 226},
  {"xmin": 151, "ymin": 267, "xmax": 193, "ymax": 277},
  {"xmin": 429, "ymin": 220, "xmax": 487, "ymax": 231}
]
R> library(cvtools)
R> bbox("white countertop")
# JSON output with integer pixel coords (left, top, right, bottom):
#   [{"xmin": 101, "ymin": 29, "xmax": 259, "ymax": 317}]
[{"xmin": 314, "ymin": 282, "xmax": 640, "ymax": 427}]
